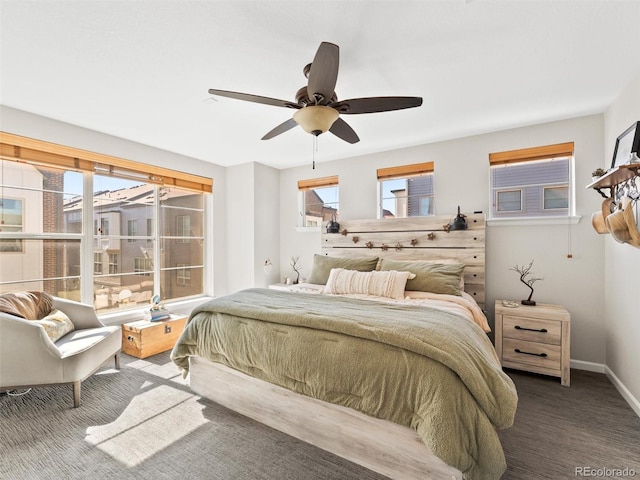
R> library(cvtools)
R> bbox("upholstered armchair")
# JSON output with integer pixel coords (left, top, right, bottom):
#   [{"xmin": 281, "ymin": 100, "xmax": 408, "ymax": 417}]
[{"xmin": 0, "ymin": 293, "xmax": 122, "ymax": 407}]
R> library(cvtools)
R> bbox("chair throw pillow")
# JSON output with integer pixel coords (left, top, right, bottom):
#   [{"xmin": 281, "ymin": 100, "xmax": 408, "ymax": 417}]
[
  {"xmin": 0, "ymin": 291, "xmax": 54, "ymax": 319},
  {"xmin": 31, "ymin": 309, "xmax": 75, "ymax": 343}
]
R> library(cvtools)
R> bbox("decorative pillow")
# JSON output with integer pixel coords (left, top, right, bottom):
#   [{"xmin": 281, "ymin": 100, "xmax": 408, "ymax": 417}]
[
  {"xmin": 31, "ymin": 309, "xmax": 75, "ymax": 342},
  {"xmin": 0, "ymin": 291, "xmax": 54, "ymax": 319},
  {"xmin": 323, "ymin": 268, "xmax": 416, "ymax": 300},
  {"xmin": 379, "ymin": 259, "xmax": 465, "ymax": 296},
  {"xmin": 308, "ymin": 255, "xmax": 379, "ymax": 285}
]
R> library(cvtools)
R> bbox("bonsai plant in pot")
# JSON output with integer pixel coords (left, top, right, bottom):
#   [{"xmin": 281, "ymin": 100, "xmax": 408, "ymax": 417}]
[{"xmin": 591, "ymin": 168, "xmax": 607, "ymax": 181}]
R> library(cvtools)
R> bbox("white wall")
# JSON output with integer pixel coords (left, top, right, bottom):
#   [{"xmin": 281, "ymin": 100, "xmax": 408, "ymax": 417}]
[
  {"xmin": 0, "ymin": 105, "xmax": 229, "ymax": 296},
  {"xmin": 279, "ymin": 114, "xmax": 606, "ymax": 363},
  {"xmin": 225, "ymin": 162, "xmax": 281, "ymax": 294},
  {"xmin": 253, "ymin": 162, "xmax": 281, "ymax": 288},
  {"xmin": 604, "ymin": 73, "xmax": 640, "ymax": 404}
]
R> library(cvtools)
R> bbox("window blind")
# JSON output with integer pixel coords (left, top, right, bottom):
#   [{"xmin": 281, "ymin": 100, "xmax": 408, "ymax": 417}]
[
  {"xmin": 489, "ymin": 142, "xmax": 574, "ymax": 166},
  {"xmin": 489, "ymin": 142, "xmax": 573, "ymax": 219},
  {"xmin": 0, "ymin": 131, "xmax": 213, "ymax": 193},
  {"xmin": 377, "ymin": 161, "xmax": 434, "ymax": 180},
  {"xmin": 297, "ymin": 175, "xmax": 339, "ymax": 191}
]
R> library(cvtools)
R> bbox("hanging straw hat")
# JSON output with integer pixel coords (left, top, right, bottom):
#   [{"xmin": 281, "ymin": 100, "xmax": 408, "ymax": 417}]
[
  {"xmin": 591, "ymin": 197, "xmax": 613, "ymax": 234},
  {"xmin": 622, "ymin": 196, "xmax": 640, "ymax": 247},
  {"xmin": 605, "ymin": 198, "xmax": 633, "ymax": 243}
]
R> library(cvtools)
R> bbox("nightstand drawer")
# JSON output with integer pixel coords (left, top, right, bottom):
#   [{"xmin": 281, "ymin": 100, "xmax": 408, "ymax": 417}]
[
  {"xmin": 502, "ymin": 315, "xmax": 561, "ymax": 345},
  {"xmin": 502, "ymin": 338, "xmax": 561, "ymax": 371}
]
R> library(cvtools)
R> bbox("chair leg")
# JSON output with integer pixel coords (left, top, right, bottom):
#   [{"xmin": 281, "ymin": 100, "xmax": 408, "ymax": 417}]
[
  {"xmin": 114, "ymin": 352, "xmax": 120, "ymax": 370},
  {"xmin": 73, "ymin": 381, "xmax": 81, "ymax": 408}
]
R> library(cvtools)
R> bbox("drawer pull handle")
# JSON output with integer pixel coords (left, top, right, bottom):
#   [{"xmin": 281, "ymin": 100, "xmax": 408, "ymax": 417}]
[
  {"xmin": 515, "ymin": 325, "xmax": 547, "ymax": 333},
  {"xmin": 514, "ymin": 348, "xmax": 547, "ymax": 358}
]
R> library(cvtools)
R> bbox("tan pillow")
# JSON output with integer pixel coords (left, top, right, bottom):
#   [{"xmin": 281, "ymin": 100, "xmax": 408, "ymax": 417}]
[
  {"xmin": 31, "ymin": 309, "xmax": 75, "ymax": 342},
  {"xmin": 379, "ymin": 259, "xmax": 465, "ymax": 296},
  {"xmin": 308, "ymin": 255, "xmax": 379, "ymax": 285},
  {"xmin": 0, "ymin": 291, "xmax": 54, "ymax": 319},
  {"xmin": 323, "ymin": 268, "xmax": 416, "ymax": 300}
]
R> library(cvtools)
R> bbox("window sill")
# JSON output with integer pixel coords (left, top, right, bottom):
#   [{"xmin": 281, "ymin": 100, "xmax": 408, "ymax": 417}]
[
  {"xmin": 487, "ymin": 215, "xmax": 581, "ymax": 227},
  {"xmin": 295, "ymin": 226, "xmax": 321, "ymax": 233},
  {"xmin": 99, "ymin": 295, "xmax": 213, "ymax": 326}
]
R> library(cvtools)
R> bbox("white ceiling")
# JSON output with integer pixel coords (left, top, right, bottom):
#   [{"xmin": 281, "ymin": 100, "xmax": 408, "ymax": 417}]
[{"xmin": 1, "ymin": 1, "xmax": 639, "ymax": 169}]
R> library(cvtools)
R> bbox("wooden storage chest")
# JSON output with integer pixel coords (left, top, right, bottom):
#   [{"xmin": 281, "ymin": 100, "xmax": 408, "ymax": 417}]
[{"xmin": 121, "ymin": 315, "xmax": 187, "ymax": 359}]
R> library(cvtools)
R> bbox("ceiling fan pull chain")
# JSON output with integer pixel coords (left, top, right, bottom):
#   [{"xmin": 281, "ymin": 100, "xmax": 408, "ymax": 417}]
[{"xmin": 312, "ymin": 135, "xmax": 317, "ymax": 169}]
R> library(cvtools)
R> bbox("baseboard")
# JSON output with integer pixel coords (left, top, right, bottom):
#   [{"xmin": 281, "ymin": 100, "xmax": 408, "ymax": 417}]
[
  {"xmin": 570, "ymin": 359, "xmax": 640, "ymax": 418},
  {"xmin": 604, "ymin": 366, "xmax": 640, "ymax": 418},
  {"xmin": 570, "ymin": 359, "xmax": 606, "ymax": 373}
]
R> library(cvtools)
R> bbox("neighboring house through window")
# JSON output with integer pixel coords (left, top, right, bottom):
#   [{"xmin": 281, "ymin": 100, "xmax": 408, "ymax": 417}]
[
  {"xmin": 489, "ymin": 142, "xmax": 574, "ymax": 219},
  {"xmin": 297, "ymin": 175, "xmax": 339, "ymax": 227},
  {"xmin": 377, "ymin": 162, "xmax": 435, "ymax": 218}
]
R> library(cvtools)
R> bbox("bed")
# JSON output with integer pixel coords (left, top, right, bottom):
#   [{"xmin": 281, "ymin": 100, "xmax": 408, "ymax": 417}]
[{"xmin": 171, "ymin": 215, "xmax": 517, "ymax": 480}]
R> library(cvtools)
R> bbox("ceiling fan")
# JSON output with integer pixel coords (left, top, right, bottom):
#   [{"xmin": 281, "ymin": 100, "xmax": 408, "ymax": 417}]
[{"xmin": 208, "ymin": 42, "xmax": 423, "ymax": 144}]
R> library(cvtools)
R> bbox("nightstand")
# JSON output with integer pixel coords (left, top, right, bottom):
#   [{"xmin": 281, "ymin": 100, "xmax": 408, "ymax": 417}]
[
  {"xmin": 495, "ymin": 301, "xmax": 571, "ymax": 386},
  {"xmin": 121, "ymin": 315, "xmax": 187, "ymax": 359}
]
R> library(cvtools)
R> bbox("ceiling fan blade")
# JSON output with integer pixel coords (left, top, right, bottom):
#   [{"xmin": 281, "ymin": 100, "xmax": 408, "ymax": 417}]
[
  {"xmin": 329, "ymin": 118, "xmax": 360, "ymax": 144},
  {"xmin": 208, "ymin": 89, "xmax": 300, "ymax": 109},
  {"xmin": 307, "ymin": 42, "xmax": 339, "ymax": 105},
  {"xmin": 261, "ymin": 118, "xmax": 299, "ymax": 140},
  {"xmin": 330, "ymin": 96, "xmax": 423, "ymax": 114}
]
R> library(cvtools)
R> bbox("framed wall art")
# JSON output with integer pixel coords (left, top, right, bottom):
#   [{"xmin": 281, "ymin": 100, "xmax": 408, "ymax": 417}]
[{"xmin": 611, "ymin": 120, "xmax": 640, "ymax": 169}]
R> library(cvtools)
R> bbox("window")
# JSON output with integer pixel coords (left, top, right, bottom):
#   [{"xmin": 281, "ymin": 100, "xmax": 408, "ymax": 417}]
[
  {"xmin": 543, "ymin": 186, "xmax": 569, "ymax": 210},
  {"xmin": 489, "ymin": 142, "xmax": 574, "ymax": 219},
  {"xmin": 176, "ymin": 215, "xmax": 191, "ymax": 243},
  {"xmin": 377, "ymin": 162, "xmax": 434, "ymax": 218},
  {"xmin": 176, "ymin": 264, "xmax": 191, "ymax": 286},
  {"xmin": 127, "ymin": 219, "xmax": 137, "ymax": 242},
  {"xmin": 108, "ymin": 253, "xmax": 118, "ymax": 274},
  {"xmin": 496, "ymin": 190, "xmax": 522, "ymax": 212},
  {"xmin": 94, "ymin": 252, "xmax": 103, "ymax": 274},
  {"xmin": 0, "ymin": 131, "xmax": 212, "ymax": 312},
  {"xmin": 298, "ymin": 176, "xmax": 339, "ymax": 227},
  {"xmin": 147, "ymin": 218, "xmax": 153, "ymax": 243},
  {"xmin": 134, "ymin": 257, "xmax": 152, "ymax": 277},
  {"xmin": 0, "ymin": 197, "xmax": 24, "ymax": 252}
]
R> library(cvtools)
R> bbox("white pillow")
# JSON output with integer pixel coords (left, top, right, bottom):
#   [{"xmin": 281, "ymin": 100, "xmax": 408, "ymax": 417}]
[
  {"xmin": 31, "ymin": 309, "xmax": 75, "ymax": 342},
  {"xmin": 323, "ymin": 268, "xmax": 416, "ymax": 300}
]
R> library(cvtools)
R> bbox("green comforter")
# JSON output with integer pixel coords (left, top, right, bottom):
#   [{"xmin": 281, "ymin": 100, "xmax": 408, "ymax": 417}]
[{"xmin": 171, "ymin": 288, "xmax": 517, "ymax": 480}]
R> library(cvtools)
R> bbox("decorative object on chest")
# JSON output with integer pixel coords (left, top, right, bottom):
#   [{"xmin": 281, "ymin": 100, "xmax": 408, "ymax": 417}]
[
  {"xmin": 121, "ymin": 315, "xmax": 187, "ymax": 359},
  {"xmin": 495, "ymin": 301, "xmax": 570, "ymax": 386}
]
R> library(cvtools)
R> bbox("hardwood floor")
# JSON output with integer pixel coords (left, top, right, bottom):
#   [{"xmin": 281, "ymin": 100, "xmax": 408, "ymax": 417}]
[{"xmin": 498, "ymin": 368, "xmax": 640, "ymax": 479}]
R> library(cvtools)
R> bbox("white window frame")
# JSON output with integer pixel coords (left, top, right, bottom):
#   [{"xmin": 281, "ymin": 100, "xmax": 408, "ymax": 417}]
[
  {"xmin": 0, "ymin": 133, "xmax": 212, "ymax": 316},
  {"xmin": 297, "ymin": 183, "xmax": 339, "ymax": 230},
  {"xmin": 377, "ymin": 163, "xmax": 435, "ymax": 219}
]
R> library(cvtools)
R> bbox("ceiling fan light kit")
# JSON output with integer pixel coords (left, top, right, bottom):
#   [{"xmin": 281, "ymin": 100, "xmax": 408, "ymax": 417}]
[
  {"xmin": 208, "ymin": 41, "xmax": 422, "ymax": 146},
  {"xmin": 293, "ymin": 106, "xmax": 339, "ymax": 135}
]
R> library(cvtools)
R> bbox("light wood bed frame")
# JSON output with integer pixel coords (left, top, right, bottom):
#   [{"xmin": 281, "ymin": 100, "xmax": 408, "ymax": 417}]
[{"xmin": 189, "ymin": 215, "xmax": 485, "ymax": 480}]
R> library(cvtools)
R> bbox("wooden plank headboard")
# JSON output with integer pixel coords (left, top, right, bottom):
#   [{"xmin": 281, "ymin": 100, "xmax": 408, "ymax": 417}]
[{"xmin": 320, "ymin": 215, "xmax": 486, "ymax": 309}]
